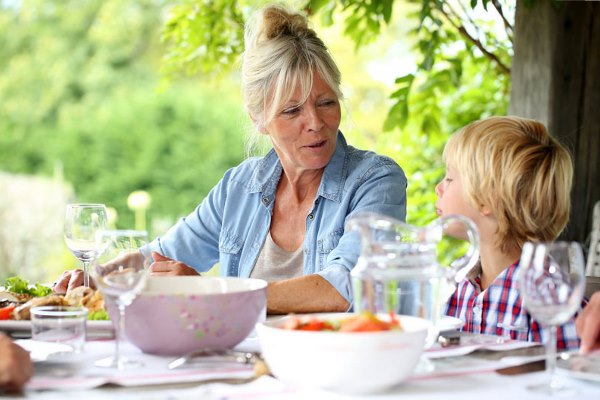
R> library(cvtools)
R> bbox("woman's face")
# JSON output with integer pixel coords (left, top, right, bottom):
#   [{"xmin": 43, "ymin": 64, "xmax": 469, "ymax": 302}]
[{"xmin": 263, "ymin": 72, "xmax": 341, "ymax": 176}]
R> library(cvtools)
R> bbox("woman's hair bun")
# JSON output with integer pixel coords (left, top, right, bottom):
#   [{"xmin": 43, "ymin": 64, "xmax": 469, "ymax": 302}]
[{"xmin": 261, "ymin": 5, "xmax": 309, "ymax": 40}]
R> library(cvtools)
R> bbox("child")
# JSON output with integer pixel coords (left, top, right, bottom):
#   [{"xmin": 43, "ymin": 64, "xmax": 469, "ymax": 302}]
[{"xmin": 437, "ymin": 116, "xmax": 581, "ymax": 350}]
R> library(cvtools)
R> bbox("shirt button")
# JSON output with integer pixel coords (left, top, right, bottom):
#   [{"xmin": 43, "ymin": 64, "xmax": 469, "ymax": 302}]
[
  {"xmin": 262, "ymin": 197, "xmax": 269, "ymax": 204},
  {"xmin": 307, "ymin": 213, "xmax": 314, "ymax": 220},
  {"xmin": 473, "ymin": 305, "xmax": 480, "ymax": 314}
]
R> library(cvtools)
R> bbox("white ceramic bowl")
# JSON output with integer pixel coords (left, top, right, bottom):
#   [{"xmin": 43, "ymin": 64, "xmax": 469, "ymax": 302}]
[{"xmin": 256, "ymin": 313, "xmax": 430, "ymax": 394}]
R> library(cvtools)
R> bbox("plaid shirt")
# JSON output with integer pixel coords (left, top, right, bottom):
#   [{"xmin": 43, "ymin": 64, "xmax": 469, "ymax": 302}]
[{"xmin": 444, "ymin": 261, "xmax": 582, "ymax": 350}]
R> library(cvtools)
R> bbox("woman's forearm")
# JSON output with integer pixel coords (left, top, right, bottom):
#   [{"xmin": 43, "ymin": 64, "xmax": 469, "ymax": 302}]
[{"xmin": 266, "ymin": 274, "xmax": 349, "ymax": 315}]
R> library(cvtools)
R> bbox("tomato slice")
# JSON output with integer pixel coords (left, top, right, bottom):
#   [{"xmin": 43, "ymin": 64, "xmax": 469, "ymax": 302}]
[
  {"xmin": 298, "ymin": 319, "xmax": 335, "ymax": 331},
  {"xmin": 0, "ymin": 305, "xmax": 15, "ymax": 320}
]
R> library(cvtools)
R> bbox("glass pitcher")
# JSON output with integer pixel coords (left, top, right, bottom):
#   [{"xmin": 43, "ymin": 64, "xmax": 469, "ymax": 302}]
[{"xmin": 347, "ymin": 212, "xmax": 480, "ymax": 347}]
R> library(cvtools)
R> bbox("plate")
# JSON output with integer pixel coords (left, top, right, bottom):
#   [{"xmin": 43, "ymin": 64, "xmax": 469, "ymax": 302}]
[
  {"xmin": 0, "ymin": 320, "xmax": 114, "ymax": 339},
  {"xmin": 557, "ymin": 352, "xmax": 600, "ymax": 383},
  {"xmin": 438, "ymin": 316, "xmax": 464, "ymax": 332}
]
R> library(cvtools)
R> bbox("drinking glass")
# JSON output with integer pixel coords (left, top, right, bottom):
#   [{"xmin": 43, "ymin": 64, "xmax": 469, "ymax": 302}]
[
  {"xmin": 64, "ymin": 204, "xmax": 108, "ymax": 287},
  {"xmin": 518, "ymin": 241, "xmax": 585, "ymax": 396},
  {"xmin": 91, "ymin": 229, "xmax": 150, "ymax": 369}
]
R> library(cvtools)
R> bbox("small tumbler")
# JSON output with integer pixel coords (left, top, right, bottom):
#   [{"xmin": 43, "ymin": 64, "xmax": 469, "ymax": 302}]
[{"xmin": 30, "ymin": 306, "xmax": 88, "ymax": 353}]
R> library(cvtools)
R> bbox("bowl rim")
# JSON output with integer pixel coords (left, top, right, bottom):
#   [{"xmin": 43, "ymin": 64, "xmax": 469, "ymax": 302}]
[{"xmin": 139, "ymin": 276, "xmax": 268, "ymax": 296}]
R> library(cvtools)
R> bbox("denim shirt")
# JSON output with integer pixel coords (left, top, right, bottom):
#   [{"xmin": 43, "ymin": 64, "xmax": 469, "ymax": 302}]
[{"xmin": 147, "ymin": 132, "xmax": 407, "ymax": 303}]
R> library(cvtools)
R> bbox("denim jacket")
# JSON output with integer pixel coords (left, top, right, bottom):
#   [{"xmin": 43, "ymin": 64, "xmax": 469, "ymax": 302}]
[{"xmin": 147, "ymin": 132, "xmax": 407, "ymax": 303}]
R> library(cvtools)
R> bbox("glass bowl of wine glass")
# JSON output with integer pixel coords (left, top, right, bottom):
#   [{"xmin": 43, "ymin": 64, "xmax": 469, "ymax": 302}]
[{"xmin": 91, "ymin": 229, "xmax": 151, "ymax": 369}]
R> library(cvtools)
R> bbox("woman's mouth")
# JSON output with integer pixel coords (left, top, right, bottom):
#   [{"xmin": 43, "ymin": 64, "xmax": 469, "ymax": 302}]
[{"xmin": 305, "ymin": 140, "xmax": 326, "ymax": 148}]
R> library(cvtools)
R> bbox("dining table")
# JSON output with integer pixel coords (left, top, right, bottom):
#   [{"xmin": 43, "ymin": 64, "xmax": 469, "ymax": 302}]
[{"xmin": 2, "ymin": 324, "xmax": 600, "ymax": 400}]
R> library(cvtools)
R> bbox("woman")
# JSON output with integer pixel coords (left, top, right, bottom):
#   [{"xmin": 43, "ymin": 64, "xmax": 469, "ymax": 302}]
[{"xmin": 55, "ymin": 4, "xmax": 407, "ymax": 314}]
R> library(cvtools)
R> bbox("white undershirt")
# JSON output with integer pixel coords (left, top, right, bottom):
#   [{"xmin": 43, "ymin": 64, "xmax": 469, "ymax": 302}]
[{"xmin": 250, "ymin": 232, "xmax": 304, "ymax": 281}]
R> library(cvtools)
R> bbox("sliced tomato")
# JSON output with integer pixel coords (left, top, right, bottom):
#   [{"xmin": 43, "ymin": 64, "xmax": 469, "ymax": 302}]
[
  {"xmin": 0, "ymin": 305, "xmax": 15, "ymax": 320},
  {"xmin": 298, "ymin": 319, "xmax": 335, "ymax": 331}
]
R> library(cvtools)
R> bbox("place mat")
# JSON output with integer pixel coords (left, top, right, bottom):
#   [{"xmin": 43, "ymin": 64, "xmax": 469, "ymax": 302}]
[{"xmin": 17, "ymin": 340, "xmax": 254, "ymax": 391}]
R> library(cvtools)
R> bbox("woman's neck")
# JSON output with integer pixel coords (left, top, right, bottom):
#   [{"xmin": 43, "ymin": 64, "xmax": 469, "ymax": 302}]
[{"xmin": 279, "ymin": 168, "xmax": 323, "ymax": 203}]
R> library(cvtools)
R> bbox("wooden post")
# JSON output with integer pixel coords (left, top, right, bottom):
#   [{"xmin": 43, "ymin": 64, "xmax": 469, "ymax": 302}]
[{"xmin": 510, "ymin": 0, "xmax": 600, "ymax": 245}]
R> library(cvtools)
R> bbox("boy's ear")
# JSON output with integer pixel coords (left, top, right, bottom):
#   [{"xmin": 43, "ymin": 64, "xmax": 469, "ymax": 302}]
[{"xmin": 480, "ymin": 204, "xmax": 493, "ymax": 216}]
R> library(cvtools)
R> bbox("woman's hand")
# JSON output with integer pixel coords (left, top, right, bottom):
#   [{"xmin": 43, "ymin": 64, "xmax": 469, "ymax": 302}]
[
  {"xmin": 0, "ymin": 333, "xmax": 33, "ymax": 392},
  {"xmin": 52, "ymin": 269, "xmax": 95, "ymax": 294},
  {"xmin": 576, "ymin": 291, "xmax": 600, "ymax": 354},
  {"xmin": 149, "ymin": 252, "xmax": 199, "ymax": 276}
]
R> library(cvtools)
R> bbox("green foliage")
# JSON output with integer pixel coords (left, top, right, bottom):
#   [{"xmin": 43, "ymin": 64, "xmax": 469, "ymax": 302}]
[
  {"xmin": 0, "ymin": 0, "xmax": 247, "ymax": 236},
  {"xmin": 308, "ymin": 0, "xmax": 395, "ymax": 49},
  {"xmin": 160, "ymin": 0, "xmax": 248, "ymax": 82}
]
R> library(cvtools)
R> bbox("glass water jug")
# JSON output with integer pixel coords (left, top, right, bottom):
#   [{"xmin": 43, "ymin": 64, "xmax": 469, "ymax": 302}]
[{"xmin": 347, "ymin": 212, "xmax": 480, "ymax": 346}]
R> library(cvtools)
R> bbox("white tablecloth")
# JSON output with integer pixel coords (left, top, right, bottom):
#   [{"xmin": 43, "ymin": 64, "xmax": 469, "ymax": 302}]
[{"xmin": 9, "ymin": 336, "xmax": 600, "ymax": 399}]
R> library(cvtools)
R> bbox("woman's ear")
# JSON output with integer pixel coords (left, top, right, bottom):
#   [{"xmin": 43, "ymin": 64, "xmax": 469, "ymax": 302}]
[{"xmin": 249, "ymin": 113, "xmax": 268, "ymax": 134}]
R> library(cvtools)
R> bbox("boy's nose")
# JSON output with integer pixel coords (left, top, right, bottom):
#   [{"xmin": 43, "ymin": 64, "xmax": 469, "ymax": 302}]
[{"xmin": 435, "ymin": 182, "xmax": 442, "ymax": 196}]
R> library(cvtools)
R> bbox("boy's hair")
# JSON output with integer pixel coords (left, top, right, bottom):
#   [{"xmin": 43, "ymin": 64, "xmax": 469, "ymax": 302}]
[{"xmin": 443, "ymin": 116, "xmax": 573, "ymax": 253}]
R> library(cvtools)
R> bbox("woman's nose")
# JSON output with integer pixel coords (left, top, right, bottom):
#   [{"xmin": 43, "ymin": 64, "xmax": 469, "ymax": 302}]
[{"xmin": 306, "ymin": 107, "xmax": 325, "ymax": 132}]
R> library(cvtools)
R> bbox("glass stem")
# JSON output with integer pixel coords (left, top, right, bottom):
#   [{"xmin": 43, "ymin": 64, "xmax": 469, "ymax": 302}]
[
  {"xmin": 116, "ymin": 302, "xmax": 125, "ymax": 368},
  {"xmin": 546, "ymin": 324, "xmax": 558, "ymax": 389},
  {"xmin": 82, "ymin": 261, "xmax": 90, "ymax": 287}
]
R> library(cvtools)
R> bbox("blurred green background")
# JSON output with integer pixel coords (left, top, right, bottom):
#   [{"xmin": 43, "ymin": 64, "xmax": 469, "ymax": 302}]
[{"xmin": 0, "ymin": 0, "xmax": 510, "ymax": 282}]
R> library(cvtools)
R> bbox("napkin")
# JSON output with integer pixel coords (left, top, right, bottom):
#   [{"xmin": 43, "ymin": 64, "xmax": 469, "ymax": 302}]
[{"xmin": 424, "ymin": 334, "xmax": 539, "ymax": 359}]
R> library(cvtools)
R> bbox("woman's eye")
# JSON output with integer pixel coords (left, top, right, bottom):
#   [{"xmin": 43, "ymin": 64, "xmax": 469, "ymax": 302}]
[
  {"xmin": 282, "ymin": 106, "xmax": 300, "ymax": 115},
  {"xmin": 319, "ymin": 99, "xmax": 337, "ymax": 107},
  {"xmin": 444, "ymin": 178, "xmax": 453, "ymax": 183}
]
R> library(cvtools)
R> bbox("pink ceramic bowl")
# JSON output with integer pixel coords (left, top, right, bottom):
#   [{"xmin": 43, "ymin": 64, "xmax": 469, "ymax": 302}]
[{"xmin": 117, "ymin": 276, "xmax": 267, "ymax": 356}]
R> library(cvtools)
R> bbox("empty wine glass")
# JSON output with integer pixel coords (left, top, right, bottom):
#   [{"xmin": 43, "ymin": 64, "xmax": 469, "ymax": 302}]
[
  {"xmin": 518, "ymin": 241, "xmax": 585, "ymax": 396},
  {"xmin": 64, "ymin": 204, "xmax": 108, "ymax": 287},
  {"xmin": 91, "ymin": 229, "xmax": 150, "ymax": 369}
]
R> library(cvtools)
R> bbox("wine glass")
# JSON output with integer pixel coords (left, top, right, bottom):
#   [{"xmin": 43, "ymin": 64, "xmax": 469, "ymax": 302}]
[
  {"xmin": 64, "ymin": 204, "xmax": 108, "ymax": 287},
  {"xmin": 91, "ymin": 229, "xmax": 150, "ymax": 369},
  {"xmin": 518, "ymin": 241, "xmax": 585, "ymax": 396}
]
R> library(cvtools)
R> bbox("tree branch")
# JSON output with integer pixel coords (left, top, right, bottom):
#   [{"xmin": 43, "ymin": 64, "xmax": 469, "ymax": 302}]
[
  {"xmin": 437, "ymin": 3, "xmax": 511, "ymax": 76},
  {"xmin": 492, "ymin": 0, "xmax": 514, "ymax": 40}
]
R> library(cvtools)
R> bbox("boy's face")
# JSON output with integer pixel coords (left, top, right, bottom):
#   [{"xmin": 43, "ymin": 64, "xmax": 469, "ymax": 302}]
[{"xmin": 435, "ymin": 164, "xmax": 481, "ymax": 237}]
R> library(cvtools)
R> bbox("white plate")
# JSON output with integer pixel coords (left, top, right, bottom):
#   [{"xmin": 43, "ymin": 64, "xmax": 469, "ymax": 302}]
[
  {"xmin": 438, "ymin": 316, "xmax": 464, "ymax": 332},
  {"xmin": 557, "ymin": 352, "xmax": 600, "ymax": 383},
  {"xmin": 0, "ymin": 320, "xmax": 113, "ymax": 338}
]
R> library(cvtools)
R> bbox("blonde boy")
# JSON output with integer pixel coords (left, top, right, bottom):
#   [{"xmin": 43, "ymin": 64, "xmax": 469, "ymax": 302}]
[{"xmin": 437, "ymin": 116, "xmax": 580, "ymax": 350}]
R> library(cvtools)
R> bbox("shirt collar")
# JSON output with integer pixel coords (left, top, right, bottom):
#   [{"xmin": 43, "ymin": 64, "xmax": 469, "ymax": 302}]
[
  {"xmin": 465, "ymin": 259, "xmax": 520, "ymax": 290},
  {"xmin": 247, "ymin": 131, "xmax": 349, "ymax": 203}
]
